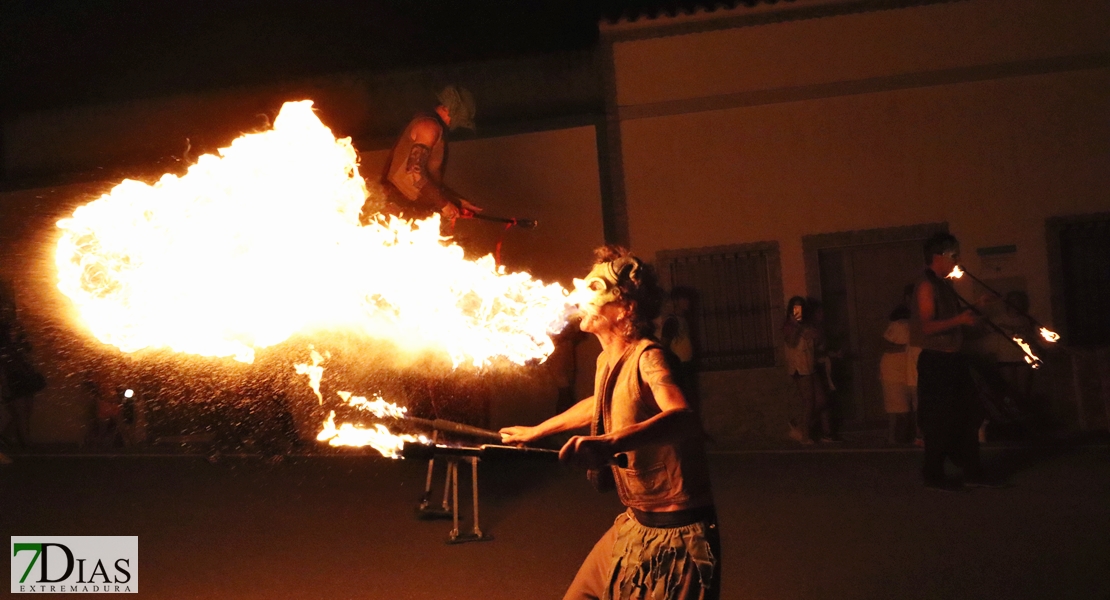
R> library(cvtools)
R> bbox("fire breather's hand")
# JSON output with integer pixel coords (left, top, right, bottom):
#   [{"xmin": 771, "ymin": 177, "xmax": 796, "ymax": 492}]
[
  {"xmin": 499, "ymin": 426, "xmax": 540, "ymax": 445},
  {"xmin": 459, "ymin": 198, "xmax": 483, "ymax": 215},
  {"xmin": 559, "ymin": 435, "xmax": 616, "ymax": 470},
  {"xmin": 957, "ymin": 309, "xmax": 980, "ymax": 326},
  {"xmin": 441, "ymin": 203, "xmax": 460, "ymax": 220}
]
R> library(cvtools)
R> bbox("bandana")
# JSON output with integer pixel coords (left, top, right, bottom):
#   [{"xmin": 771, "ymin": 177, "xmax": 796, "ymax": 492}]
[{"xmin": 436, "ymin": 85, "xmax": 476, "ymax": 131}]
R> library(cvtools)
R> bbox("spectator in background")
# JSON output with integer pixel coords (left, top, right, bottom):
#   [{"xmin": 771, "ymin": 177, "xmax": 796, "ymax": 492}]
[
  {"xmin": 85, "ymin": 378, "xmax": 135, "ymax": 448},
  {"xmin": 992, "ymin": 290, "xmax": 1040, "ymax": 407},
  {"xmin": 903, "ymin": 284, "xmax": 925, "ymax": 446},
  {"xmin": 968, "ymin": 289, "xmax": 1045, "ymax": 442},
  {"xmin": 783, "ymin": 296, "xmax": 834, "ymax": 444},
  {"xmin": 659, "ymin": 286, "xmax": 699, "ymax": 413},
  {"xmin": 0, "ymin": 281, "xmax": 45, "ymax": 450},
  {"xmin": 880, "ymin": 300, "xmax": 914, "ymax": 444}
]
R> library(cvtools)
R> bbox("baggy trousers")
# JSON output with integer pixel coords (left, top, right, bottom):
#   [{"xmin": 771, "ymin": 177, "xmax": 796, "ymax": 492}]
[{"xmin": 564, "ymin": 511, "xmax": 720, "ymax": 600}]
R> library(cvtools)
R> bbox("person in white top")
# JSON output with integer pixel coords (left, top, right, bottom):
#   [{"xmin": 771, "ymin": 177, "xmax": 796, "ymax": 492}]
[
  {"xmin": 880, "ymin": 285, "xmax": 924, "ymax": 445},
  {"xmin": 880, "ymin": 302, "xmax": 914, "ymax": 444}
]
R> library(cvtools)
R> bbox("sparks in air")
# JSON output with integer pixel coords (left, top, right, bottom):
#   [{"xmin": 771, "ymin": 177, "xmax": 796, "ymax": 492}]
[
  {"xmin": 296, "ymin": 354, "xmax": 426, "ymax": 458},
  {"xmin": 54, "ymin": 100, "xmax": 573, "ymax": 368}
]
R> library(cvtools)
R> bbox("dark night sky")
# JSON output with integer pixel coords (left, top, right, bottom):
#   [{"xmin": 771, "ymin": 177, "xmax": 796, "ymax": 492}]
[{"xmin": 1, "ymin": 0, "xmax": 606, "ymax": 114}]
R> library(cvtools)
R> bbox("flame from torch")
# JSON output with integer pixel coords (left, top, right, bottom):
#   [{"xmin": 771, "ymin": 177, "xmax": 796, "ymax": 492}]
[{"xmin": 55, "ymin": 100, "xmax": 574, "ymax": 368}]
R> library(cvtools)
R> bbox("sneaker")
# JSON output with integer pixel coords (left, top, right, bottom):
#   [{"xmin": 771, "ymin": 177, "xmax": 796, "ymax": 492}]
[
  {"xmin": 799, "ymin": 437, "xmax": 815, "ymax": 446},
  {"xmin": 924, "ymin": 477, "xmax": 967, "ymax": 493},
  {"xmin": 819, "ymin": 435, "xmax": 843, "ymax": 443}
]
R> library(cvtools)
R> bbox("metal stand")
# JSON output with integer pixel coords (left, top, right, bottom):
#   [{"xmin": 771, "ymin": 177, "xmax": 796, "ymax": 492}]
[
  {"xmin": 416, "ymin": 450, "xmax": 492, "ymax": 544},
  {"xmin": 416, "ymin": 455, "xmax": 453, "ymax": 519},
  {"xmin": 444, "ymin": 456, "xmax": 491, "ymax": 544},
  {"xmin": 416, "ymin": 431, "xmax": 451, "ymax": 519}
]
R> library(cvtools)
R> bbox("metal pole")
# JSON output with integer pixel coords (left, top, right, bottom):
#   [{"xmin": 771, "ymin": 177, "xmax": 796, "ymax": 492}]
[
  {"xmin": 449, "ymin": 460, "xmax": 459, "ymax": 540},
  {"xmin": 469, "ymin": 457, "xmax": 482, "ymax": 538},
  {"xmin": 960, "ymin": 267, "xmax": 1054, "ymax": 334},
  {"xmin": 951, "ymin": 288, "xmax": 1043, "ymax": 368}
]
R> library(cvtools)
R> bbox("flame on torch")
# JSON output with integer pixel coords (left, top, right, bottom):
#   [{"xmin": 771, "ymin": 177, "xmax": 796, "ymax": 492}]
[
  {"xmin": 1011, "ymin": 336, "xmax": 1042, "ymax": 369},
  {"xmin": 1039, "ymin": 327, "xmax": 1060, "ymax": 344},
  {"xmin": 338, "ymin": 391, "xmax": 408, "ymax": 419},
  {"xmin": 55, "ymin": 100, "xmax": 573, "ymax": 368},
  {"xmin": 947, "ymin": 265, "xmax": 964, "ymax": 279},
  {"xmin": 316, "ymin": 411, "xmax": 428, "ymax": 458}
]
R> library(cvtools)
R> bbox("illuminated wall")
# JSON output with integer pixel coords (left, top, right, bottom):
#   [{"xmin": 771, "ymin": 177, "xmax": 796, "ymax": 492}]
[{"xmin": 605, "ymin": 0, "xmax": 1110, "ymax": 440}]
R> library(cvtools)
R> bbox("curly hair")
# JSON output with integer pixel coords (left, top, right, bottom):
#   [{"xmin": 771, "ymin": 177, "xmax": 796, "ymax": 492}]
[{"xmin": 591, "ymin": 245, "xmax": 663, "ymax": 341}]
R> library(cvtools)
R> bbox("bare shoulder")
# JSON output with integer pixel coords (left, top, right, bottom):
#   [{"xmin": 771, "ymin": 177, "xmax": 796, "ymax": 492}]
[
  {"xmin": 409, "ymin": 117, "xmax": 443, "ymax": 144},
  {"xmin": 915, "ymin": 277, "xmax": 936, "ymax": 301}
]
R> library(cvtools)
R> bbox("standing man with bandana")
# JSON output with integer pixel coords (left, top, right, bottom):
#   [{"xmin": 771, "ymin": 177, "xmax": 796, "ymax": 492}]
[
  {"xmin": 374, "ymin": 85, "xmax": 483, "ymax": 224},
  {"xmin": 501, "ymin": 246, "xmax": 720, "ymax": 600}
]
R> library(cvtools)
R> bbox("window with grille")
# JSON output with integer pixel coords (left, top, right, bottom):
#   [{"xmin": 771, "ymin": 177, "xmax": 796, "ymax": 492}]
[
  {"xmin": 656, "ymin": 242, "xmax": 782, "ymax": 371},
  {"xmin": 1056, "ymin": 217, "xmax": 1110, "ymax": 346}
]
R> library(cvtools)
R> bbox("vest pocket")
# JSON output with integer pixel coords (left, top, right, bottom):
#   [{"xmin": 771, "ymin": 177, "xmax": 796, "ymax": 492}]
[{"xmin": 622, "ymin": 461, "xmax": 671, "ymax": 498}]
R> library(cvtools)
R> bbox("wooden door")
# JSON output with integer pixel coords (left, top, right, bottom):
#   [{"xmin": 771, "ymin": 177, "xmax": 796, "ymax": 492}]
[{"xmin": 819, "ymin": 241, "xmax": 924, "ymax": 425}]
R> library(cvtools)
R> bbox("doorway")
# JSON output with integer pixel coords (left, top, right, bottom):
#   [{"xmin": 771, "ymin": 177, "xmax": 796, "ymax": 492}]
[{"xmin": 803, "ymin": 223, "xmax": 947, "ymax": 427}]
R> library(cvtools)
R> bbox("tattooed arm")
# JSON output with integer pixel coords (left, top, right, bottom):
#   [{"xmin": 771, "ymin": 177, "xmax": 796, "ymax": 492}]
[{"xmin": 403, "ymin": 118, "xmax": 481, "ymax": 219}]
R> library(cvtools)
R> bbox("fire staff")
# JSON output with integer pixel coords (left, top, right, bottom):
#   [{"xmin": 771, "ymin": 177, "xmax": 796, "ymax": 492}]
[
  {"xmin": 373, "ymin": 85, "xmax": 483, "ymax": 224},
  {"xmin": 501, "ymin": 246, "xmax": 720, "ymax": 600}
]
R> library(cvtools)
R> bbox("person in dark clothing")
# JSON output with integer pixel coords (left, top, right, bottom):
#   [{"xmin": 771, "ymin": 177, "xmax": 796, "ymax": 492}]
[
  {"xmin": 659, "ymin": 286, "xmax": 699, "ymax": 413},
  {"xmin": 0, "ymin": 283, "xmax": 44, "ymax": 450},
  {"xmin": 782, "ymin": 296, "xmax": 833, "ymax": 444},
  {"xmin": 370, "ymin": 85, "xmax": 483, "ymax": 224},
  {"xmin": 910, "ymin": 233, "xmax": 1003, "ymax": 491}
]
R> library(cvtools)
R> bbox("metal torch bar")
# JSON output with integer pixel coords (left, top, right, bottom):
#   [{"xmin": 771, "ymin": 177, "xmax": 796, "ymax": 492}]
[
  {"xmin": 468, "ymin": 213, "xmax": 538, "ymax": 228},
  {"xmin": 398, "ymin": 416, "xmax": 503, "ymax": 442},
  {"xmin": 401, "ymin": 441, "xmax": 629, "ymax": 466},
  {"xmin": 951, "ymin": 289, "xmax": 1043, "ymax": 368},
  {"xmin": 958, "ymin": 266, "xmax": 1056, "ymax": 337}
]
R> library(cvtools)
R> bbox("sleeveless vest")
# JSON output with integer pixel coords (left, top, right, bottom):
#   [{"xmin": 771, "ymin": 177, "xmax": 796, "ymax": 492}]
[{"xmin": 594, "ymin": 338, "xmax": 714, "ymax": 511}]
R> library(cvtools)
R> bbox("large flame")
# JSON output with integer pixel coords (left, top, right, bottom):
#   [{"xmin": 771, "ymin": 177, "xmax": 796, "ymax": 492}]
[{"xmin": 55, "ymin": 101, "xmax": 572, "ymax": 367}]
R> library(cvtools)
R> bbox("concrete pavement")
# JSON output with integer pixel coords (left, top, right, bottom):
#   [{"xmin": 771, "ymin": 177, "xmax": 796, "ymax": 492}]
[{"xmin": 3, "ymin": 441, "xmax": 1108, "ymax": 599}]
